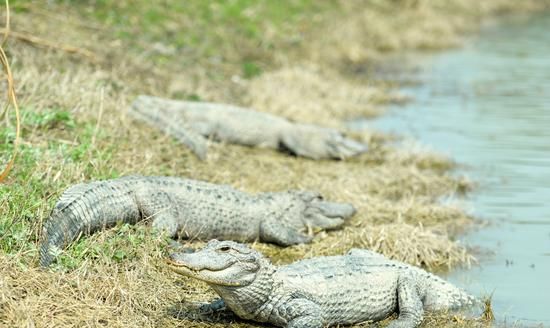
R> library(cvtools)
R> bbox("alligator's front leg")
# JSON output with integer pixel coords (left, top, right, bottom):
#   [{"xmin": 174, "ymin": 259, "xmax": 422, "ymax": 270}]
[
  {"xmin": 387, "ymin": 276, "xmax": 424, "ymax": 328},
  {"xmin": 197, "ymin": 298, "xmax": 226, "ymax": 313},
  {"xmin": 171, "ymin": 298, "xmax": 236, "ymax": 323},
  {"xmin": 259, "ymin": 220, "xmax": 313, "ymax": 246},
  {"xmin": 279, "ymin": 123, "xmax": 368, "ymax": 160},
  {"xmin": 258, "ymin": 191, "xmax": 356, "ymax": 246}
]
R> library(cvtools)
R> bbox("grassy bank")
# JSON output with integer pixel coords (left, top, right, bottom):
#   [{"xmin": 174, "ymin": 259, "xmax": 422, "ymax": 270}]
[{"xmin": 1, "ymin": 0, "xmax": 549, "ymax": 327}]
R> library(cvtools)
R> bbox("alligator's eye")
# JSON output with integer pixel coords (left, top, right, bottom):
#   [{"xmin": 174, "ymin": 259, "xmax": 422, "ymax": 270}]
[{"xmin": 218, "ymin": 246, "xmax": 231, "ymax": 252}]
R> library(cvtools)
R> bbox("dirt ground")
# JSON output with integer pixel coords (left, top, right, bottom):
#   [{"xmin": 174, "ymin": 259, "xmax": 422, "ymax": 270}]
[{"xmin": 1, "ymin": 1, "xmax": 549, "ymax": 327}]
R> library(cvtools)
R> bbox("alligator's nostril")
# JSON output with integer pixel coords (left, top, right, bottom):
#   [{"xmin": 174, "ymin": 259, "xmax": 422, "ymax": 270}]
[{"xmin": 168, "ymin": 248, "xmax": 195, "ymax": 262}]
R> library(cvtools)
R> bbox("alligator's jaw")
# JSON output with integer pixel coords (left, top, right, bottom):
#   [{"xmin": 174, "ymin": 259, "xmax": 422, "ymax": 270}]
[{"xmin": 165, "ymin": 259, "xmax": 242, "ymax": 287}]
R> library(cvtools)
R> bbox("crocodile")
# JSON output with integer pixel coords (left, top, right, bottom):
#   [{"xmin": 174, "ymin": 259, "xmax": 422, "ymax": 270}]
[
  {"xmin": 129, "ymin": 95, "xmax": 368, "ymax": 160},
  {"xmin": 40, "ymin": 175, "xmax": 355, "ymax": 267},
  {"xmin": 167, "ymin": 240, "xmax": 476, "ymax": 328}
]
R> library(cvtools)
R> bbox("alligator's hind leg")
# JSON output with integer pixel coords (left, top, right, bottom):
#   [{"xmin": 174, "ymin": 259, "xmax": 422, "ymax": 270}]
[
  {"xmin": 388, "ymin": 275, "xmax": 424, "ymax": 328},
  {"xmin": 259, "ymin": 220, "xmax": 313, "ymax": 246},
  {"xmin": 135, "ymin": 188, "xmax": 181, "ymax": 238},
  {"xmin": 130, "ymin": 95, "xmax": 209, "ymax": 160}
]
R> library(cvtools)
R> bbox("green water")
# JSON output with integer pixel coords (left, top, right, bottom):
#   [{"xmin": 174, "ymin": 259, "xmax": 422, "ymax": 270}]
[{"xmin": 354, "ymin": 14, "xmax": 550, "ymax": 326}]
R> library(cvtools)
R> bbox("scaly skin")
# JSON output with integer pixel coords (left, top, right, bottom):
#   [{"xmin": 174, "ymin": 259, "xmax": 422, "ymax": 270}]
[
  {"xmin": 40, "ymin": 176, "xmax": 355, "ymax": 267},
  {"xmin": 129, "ymin": 95, "xmax": 368, "ymax": 160},
  {"xmin": 167, "ymin": 240, "xmax": 476, "ymax": 328}
]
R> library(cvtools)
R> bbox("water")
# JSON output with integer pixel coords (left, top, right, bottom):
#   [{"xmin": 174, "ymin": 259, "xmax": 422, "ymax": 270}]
[{"xmin": 353, "ymin": 14, "xmax": 550, "ymax": 326}]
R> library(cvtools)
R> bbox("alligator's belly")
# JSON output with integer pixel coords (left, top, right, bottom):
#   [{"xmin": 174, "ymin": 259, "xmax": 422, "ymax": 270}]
[
  {"xmin": 281, "ymin": 270, "xmax": 399, "ymax": 325},
  {"xmin": 321, "ymin": 272, "xmax": 398, "ymax": 325},
  {"xmin": 184, "ymin": 221, "xmax": 259, "ymax": 241}
]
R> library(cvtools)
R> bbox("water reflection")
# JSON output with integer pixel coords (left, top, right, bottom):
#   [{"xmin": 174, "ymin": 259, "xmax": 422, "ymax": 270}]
[{"xmin": 355, "ymin": 14, "xmax": 550, "ymax": 325}]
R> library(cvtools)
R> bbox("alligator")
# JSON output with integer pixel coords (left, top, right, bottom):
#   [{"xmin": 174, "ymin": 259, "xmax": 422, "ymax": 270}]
[
  {"xmin": 40, "ymin": 175, "xmax": 355, "ymax": 267},
  {"xmin": 129, "ymin": 95, "xmax": 368, "ymax": 160},
  {"xmin": 167, "ymin": 240, "xmax": 476, "ymax": 328}
]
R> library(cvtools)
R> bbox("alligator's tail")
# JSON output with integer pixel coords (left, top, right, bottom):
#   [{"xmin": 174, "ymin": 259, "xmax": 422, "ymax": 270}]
[
  {"xmin": 423, "ymin": 274, "xmax": 476, "ymax": 311},
  {"xmin": 39, "ymin": 178, "xmax": 142, "ymax": 267},
  {"xmin": 39, "ymin": 214, "xmax": 81, "ymax": 267}
]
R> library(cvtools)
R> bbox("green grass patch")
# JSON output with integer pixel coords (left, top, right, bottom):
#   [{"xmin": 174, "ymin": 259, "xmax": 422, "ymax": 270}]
[
  {"xmin": 23, "ymin": 109, "xmax": 75, "ymax": 130},
  {"xmin": 0, "ymin": 109, "xmax": 120, "ymax": 263},
  {"xmin": 242, "ymin": 61, "xmax": 262, "ymax": 78},
  {"xmin": 55, "ymin": 223, "xmax": 170, "ymax": 271}
]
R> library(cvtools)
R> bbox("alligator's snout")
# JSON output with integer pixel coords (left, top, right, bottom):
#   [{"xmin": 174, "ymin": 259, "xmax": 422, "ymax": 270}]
[
  {"xmin": 165, "ymin": 253, "xmax": 200, "ymax": 277},
  {"xmin": 166, "ymin": 252, "xmax": 193, "ymax": 267},
  {"xmin": 166, "ymin": 244, "xmax": 260, "ymax": 287}
]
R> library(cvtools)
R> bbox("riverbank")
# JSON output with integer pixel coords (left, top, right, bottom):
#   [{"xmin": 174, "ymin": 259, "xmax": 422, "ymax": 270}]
[
  {"xmin": 369, "ymin": 13, "xmax": 550, "ymax": 324},
  {"xmin": 1, "ymin": 1, "xmax": 548, "ymax": 326}
]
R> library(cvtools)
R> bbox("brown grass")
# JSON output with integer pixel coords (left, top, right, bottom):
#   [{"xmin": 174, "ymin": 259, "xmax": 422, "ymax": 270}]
[
  {"xmin": 245, "ymin": 64, "xmax": 388, "ymax": 126},
  {"xmin": 1, "ymin": 0, "xmax": 548, "ymax": 327}
]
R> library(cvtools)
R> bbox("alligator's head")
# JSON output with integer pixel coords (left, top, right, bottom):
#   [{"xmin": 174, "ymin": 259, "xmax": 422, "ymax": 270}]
[{"xmin": 166, "ymin": 240, "xmax": 264, "ymax": 287}]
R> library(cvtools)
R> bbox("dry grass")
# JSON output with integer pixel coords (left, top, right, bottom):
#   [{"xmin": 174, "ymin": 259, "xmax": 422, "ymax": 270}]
[
  {"xmin": 1, "ymin": 0, "xmax": 547, "ymax": 327},
  {"xmin": 245, "ymin": 64, "xmax": 389, "ymax": 126}
]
